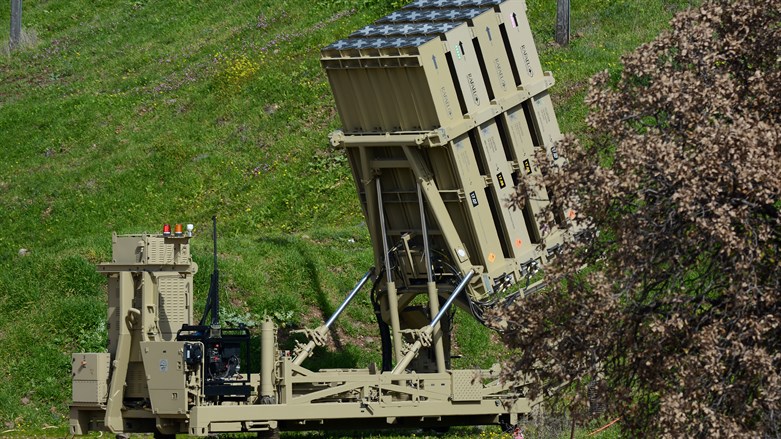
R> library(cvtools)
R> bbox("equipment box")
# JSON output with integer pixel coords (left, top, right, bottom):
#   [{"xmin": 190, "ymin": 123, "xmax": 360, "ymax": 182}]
[{"xmin": 72, "ymin": 353, "xmax": 110, "ymax": 404}]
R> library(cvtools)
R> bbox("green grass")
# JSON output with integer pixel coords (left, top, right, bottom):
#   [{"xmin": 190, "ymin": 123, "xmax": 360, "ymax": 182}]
[{"xmin": 0, "ymin": 0, "xmax": 695, "ymax": 435}]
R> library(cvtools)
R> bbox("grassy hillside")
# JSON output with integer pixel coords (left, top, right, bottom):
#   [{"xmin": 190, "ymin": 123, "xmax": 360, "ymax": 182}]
[{"xmin": 0, "ymin": 0, "xmax": 696, "ymax": 435}]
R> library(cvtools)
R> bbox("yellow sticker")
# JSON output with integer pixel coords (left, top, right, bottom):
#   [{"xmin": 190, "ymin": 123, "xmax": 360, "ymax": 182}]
[
  {"xmin": 487, "ymin": 252, "xmax": 496, "ymax": 263},
  {"xmin": 496, "ymin": 172, "xmax": 506, "ymax": 188}
]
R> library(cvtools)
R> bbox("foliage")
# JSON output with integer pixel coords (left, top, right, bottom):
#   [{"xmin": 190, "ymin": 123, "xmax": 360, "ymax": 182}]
[
  {"xmin": 499, "ymin": 0, "xmax": 781, "ymax": 437},
  {"xmin": 213, "ymin": 52, "xmax": 261, "ymax": 91}
]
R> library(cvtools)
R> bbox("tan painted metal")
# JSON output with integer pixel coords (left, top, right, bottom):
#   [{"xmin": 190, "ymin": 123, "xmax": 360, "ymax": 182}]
[
  {"xmin": 104, "ymin": 271, "xmax": 134, "ymax": 432},
  {"xmin": 71, "ymin": 233, "xmax": 530, "ymax": 436},
  {"xmin": 71, "ymin": 234, "xmax": 197, "ymax": 436},
  {"xmin": 140, "ymin": 341, "xmax": 188, "ymax": 416},
  {"xmin": 260, "ymin": 319, "xmax": 276, "ymax": 400},
  {"xmin": 71, "ymin": 353, "xmax": 110, "ymax": 404},
  {"xmin": 71, "ymin": 1, "xmax": 567, "ymax": 436},
  {"xmin": 392, "ymin": 270, "xmax": 475, "ymax": 374},
  {"xmin": 426, "ymin": 280, "xmax": 446, "ymax": 373}
]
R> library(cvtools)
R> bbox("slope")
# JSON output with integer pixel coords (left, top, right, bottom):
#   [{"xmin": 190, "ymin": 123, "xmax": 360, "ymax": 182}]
[{"xmin": 0, "ymin": 0, "xmax": 696, "ymax": 432}]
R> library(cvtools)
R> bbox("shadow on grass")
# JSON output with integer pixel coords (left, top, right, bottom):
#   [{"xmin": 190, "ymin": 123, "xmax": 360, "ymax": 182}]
[{"xmin": 254, "ymin": 236, "xmax": 362, "ymax": 371}]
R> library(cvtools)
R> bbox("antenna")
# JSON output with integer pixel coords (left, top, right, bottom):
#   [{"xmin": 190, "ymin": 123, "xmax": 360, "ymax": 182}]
[{"xmin": 209, "ymin": 215, "xmax": 220, "ymax": 327}]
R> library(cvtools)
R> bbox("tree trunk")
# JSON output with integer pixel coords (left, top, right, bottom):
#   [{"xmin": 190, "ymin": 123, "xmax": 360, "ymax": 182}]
[
  {"xmin": 10, "ymin": 0, "xmax": 22, "ymax": 51},
  {"xmin": 555, "ymin": 0, "xmax": 570, "ymax": 46}
]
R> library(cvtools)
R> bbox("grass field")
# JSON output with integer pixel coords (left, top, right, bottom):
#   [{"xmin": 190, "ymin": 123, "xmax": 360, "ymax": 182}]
[{"xmin": 0, "ymin": 0, "xmax": 695, "ymax": 436}]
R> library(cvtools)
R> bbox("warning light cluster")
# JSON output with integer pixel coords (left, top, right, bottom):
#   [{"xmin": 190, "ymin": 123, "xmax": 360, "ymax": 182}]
[{"xmin": 162, "ymin": 223, "xmax": 194, "ymax": 237}]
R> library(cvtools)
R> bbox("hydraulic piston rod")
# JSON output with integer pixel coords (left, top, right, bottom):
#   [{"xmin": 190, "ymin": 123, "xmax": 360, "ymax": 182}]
[
  {"xmin": 293, "ymin": 269, "xmax": 374, "ymax": 366},
  {"xmin": 326, "ymin": 269, "xmax": 374, "ymax": 328},
  {"xmin": 391, "ymin": 269, "xmax": 476, "ymax": 374},
  {"xmin": 418, "ymin": 182, "xmax": 446, "ymax": 373}
]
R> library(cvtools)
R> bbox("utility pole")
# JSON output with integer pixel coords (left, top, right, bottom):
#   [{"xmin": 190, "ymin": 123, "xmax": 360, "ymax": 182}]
[
  {"xmin": 555, "ymin": 0, "xmax": 570, "ymax": 46},
  {"xmin": 10, "ymin": 0, "xmax": 22, "ymax": 51}
]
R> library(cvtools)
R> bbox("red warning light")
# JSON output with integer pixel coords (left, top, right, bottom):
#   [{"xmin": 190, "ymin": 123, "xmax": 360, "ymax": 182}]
[{"xmin": 163, "ymin": 224, "xmax": 172, "ymax": 236}]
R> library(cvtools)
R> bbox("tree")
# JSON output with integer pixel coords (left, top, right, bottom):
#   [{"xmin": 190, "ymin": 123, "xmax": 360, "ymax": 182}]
[
  {"xmin": 10, "ymin": 0, "xmax": 22, "ymax": 51},
  {"xmin": 498, "ymin": 0, "xmax": 780, "ymax": 436},
  {"xmin": 555, "ymin": 0, "xmax": 570, "ymax": 46}
]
